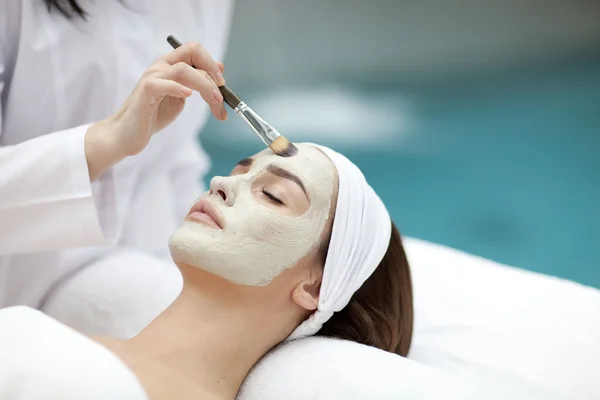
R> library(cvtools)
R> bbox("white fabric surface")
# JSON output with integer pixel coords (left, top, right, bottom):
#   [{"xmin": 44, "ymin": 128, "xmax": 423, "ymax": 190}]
[
  {"xmin": 406, "ymin": 237, "xmax": 600, "ymax": 400},
  {"xmin": 0, "ymin": 306, "xmax": 148, "ymax": 400},
  {"xmin": 42, "ymin": 249, "xmax": 182, "ymax": 339},
  {"xmin": 240, "ymin": 238, "xmax": 600, "ymax": 400},
  {"xmin": 289, "ymin": 144, "xmax": 392, "ymax": 339},
  {"xmin": 0, "ymin": 0, "xmax": 232, "ymax": 315},
  {"xmin": 239, "ymin": 337, "xmax": 489, "ymax": 400}
]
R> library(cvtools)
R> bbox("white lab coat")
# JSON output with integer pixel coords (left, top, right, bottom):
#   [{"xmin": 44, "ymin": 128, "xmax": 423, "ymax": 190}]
[{"xmin": 0, "ymin": 1, "xmax": 233, "ymax": 328}]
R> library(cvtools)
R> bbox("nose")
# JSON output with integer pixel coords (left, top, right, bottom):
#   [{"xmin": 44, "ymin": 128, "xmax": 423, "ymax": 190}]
[
  {"xmin": 209, "ymin": 176, "xmax": 235, "ymax": 206},
  {"xmin": 216, "ymin": 189, "xmax": 227, "ymax": 202}
]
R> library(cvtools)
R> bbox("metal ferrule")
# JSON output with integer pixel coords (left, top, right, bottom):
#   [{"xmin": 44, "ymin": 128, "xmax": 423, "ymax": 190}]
[{"xmin": 234, "ymin": 102, "xmax": 280, "ymax": 146}]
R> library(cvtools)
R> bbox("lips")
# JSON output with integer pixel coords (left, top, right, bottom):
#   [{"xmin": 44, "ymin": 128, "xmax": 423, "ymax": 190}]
[{"xmin": 186, "ymin": 198, "xmax": 224, "ymax": 230}]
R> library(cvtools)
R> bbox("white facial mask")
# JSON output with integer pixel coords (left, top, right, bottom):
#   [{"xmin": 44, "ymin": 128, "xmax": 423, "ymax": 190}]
[{"xmin": 168, "ymin": 144, "xmax": 336, "ymax": 286}]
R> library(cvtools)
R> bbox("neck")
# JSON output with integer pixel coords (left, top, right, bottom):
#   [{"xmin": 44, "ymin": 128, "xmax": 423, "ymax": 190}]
[{"xmin": 127, "ymin": 269, "xmax": 292, "ymax": 399}]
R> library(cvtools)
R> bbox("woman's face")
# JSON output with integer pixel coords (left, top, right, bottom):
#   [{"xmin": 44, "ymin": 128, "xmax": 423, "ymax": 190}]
[{"xmin": 168, "ymin": 143, "xmax": 337, "ymax": 286}]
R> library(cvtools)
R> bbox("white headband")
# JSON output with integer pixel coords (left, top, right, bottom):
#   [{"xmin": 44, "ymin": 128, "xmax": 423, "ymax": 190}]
[{"xmin": 288, "ymin": 144, "xmax": 392, "ymax": 340}]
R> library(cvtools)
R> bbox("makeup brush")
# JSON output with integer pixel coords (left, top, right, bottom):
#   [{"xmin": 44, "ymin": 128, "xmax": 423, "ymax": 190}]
[{"xmin": 166, "ymin": 35, "xmax": 298, "ymax": 157}]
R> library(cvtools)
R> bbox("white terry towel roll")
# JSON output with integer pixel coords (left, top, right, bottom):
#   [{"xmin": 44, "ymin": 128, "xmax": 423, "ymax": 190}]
[{"xmin": 0, "ymin": 306, "xmax": 148, "ymax": 400}]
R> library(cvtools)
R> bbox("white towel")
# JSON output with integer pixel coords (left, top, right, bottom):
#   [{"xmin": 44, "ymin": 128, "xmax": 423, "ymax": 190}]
[
  {"xmin": 0, "ymin": 306, "xmax": 148, "ymax": 400},
  {"xmin": 239, "ymin": 336, "xmax": 489, "ymax": 400}
]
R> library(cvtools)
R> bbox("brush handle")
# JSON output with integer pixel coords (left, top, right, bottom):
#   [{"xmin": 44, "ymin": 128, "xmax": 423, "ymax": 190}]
[
  {"xmin": 219, "ymin": 86, "xmax": 242, "ymax": 110},
  {"xmin": 166, "ymin": 35, "xmax": 241, "ymax": 110},
  {"xmin": 166, "ymin": 35, "xmax": 183, "ymax": 49}
]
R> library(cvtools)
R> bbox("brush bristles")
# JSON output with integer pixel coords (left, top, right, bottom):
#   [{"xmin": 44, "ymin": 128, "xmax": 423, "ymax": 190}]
[{"xmin": 270, "ymin": 136, "xmax": 298, "ymax": 157}]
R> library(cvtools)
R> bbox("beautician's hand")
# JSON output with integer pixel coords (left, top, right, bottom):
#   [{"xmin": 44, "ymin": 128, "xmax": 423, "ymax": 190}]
[{"xmin": 85, "ymin": 42, "xmax": 227, "ymax": 181}]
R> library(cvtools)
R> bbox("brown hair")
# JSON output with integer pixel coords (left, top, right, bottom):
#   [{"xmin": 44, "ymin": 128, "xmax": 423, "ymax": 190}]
[{"xmin": 316, "ymin": 222, "xmax": 414, "ymax": 357}]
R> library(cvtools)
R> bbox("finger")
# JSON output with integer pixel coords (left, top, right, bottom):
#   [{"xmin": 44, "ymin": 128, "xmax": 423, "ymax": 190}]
[
  {"xmin": 216, "ymin": 62, "xmax": 224, "ymax": 74},
  {"xmin": 210, "ymin": 103, "xmax": 228, "ymax": 121},
  {"xmin": 163, "ymin": 42, "xmax": 225, "ymax": 86},
  {"xmin": 163, "ymin": 62, "xmax": 224, "ymax": 108},
  {"xmin": 142, "ymin": 78, "xmax": 192, "ymax": 100}
]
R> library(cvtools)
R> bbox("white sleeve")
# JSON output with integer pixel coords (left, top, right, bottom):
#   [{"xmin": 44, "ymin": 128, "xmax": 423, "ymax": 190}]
[
  {"xmin": 0, "ymin": 126, "xmax": 119, "ymax": 254},
  {"xmin": 0, "ymin": 3, "xmax": 116, "ymax": 254},
  {"xmin": 0, "ymin": 4, "xmax": 118, "ymax": 254}
]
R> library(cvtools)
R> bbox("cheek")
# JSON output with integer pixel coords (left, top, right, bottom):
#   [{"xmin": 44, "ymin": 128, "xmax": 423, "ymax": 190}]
[
  {"xmin": 245, "ymin": 201, "xmax": 329, "ymax": 250},
  {"xmin": 250, "ymin": 189, "xmax": 297, "ymax": 218}
]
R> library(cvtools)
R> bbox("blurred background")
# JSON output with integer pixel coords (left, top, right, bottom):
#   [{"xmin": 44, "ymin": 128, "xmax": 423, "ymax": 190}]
[{"xmin": 199, "ymin": 0, "xmax": 600, "ymax": 289}]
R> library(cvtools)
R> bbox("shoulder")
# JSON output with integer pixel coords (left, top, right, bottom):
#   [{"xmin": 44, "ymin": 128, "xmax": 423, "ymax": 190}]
[{"xmin": 0, "ymin": 307, "xmax": 148, "ymax": 400}]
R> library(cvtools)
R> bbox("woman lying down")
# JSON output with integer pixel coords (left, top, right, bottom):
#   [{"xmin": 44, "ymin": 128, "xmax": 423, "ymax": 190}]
[{"xmin": 0, "ymin": 143, "xmax": 414, "ymax": 399}]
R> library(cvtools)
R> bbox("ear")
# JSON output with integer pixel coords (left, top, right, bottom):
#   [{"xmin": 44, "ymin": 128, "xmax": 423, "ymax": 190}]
[{"xmin": 292, "ymin": 274, "xmax": 322, "ymax": 311}]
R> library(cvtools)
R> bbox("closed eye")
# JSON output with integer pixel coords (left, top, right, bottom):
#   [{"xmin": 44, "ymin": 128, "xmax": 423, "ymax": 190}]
[{"xmin": 262, "ymin": 189, "xmax": 284, "ymax": 205}]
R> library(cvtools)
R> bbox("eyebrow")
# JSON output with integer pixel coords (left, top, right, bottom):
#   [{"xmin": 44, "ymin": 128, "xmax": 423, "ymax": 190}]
[
  {"xmin": 266, "ymin": 165, "xmax": 308, "ymax": 200},
  {"xmin": 235, "ymin": 158, "xmax": 309, "ymax": 200},
  {"xmin": 236, "ymin": 158, "xmax": 254, "ymax": 167}
]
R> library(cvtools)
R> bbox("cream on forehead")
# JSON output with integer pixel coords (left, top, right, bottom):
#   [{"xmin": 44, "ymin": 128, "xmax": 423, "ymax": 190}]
[{"xmin": 169, "ymin": 143, "xmax": 338, "ymax": 286}]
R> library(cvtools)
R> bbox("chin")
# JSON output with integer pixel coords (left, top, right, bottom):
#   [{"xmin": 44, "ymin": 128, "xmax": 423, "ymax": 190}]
[
  {"xmin": 168, "ymin": 222, "xmax": 292, "ymax": 287},
  {"xmin": 168, "ymin": 223, "xmax": 206, "ymax": 267}
]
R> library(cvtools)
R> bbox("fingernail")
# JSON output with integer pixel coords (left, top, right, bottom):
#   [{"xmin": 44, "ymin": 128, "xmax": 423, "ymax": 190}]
[
  {"xmin": 221, "ymin": 107, "xmax": 228, "ymax": 120},
  {"xmin": 213, "ymin": 88, "xmax": 223, "ymax": 103},
  {"xmin": 216, "ymin": 71, "xmax": 225, "ymax": 86},
  {"xmin": 181, "ymin": 86, "xmax": 192, "ymax": 96}
]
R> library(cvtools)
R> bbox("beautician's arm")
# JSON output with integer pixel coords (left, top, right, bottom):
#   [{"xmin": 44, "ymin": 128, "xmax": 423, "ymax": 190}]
[
  {"xmin": 0, "ymin": 124, "xmax": 121, "ymax": 254},
  {"xmin": 0, "ymin": 36, "xmax": 226, "ymax": 254}
]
